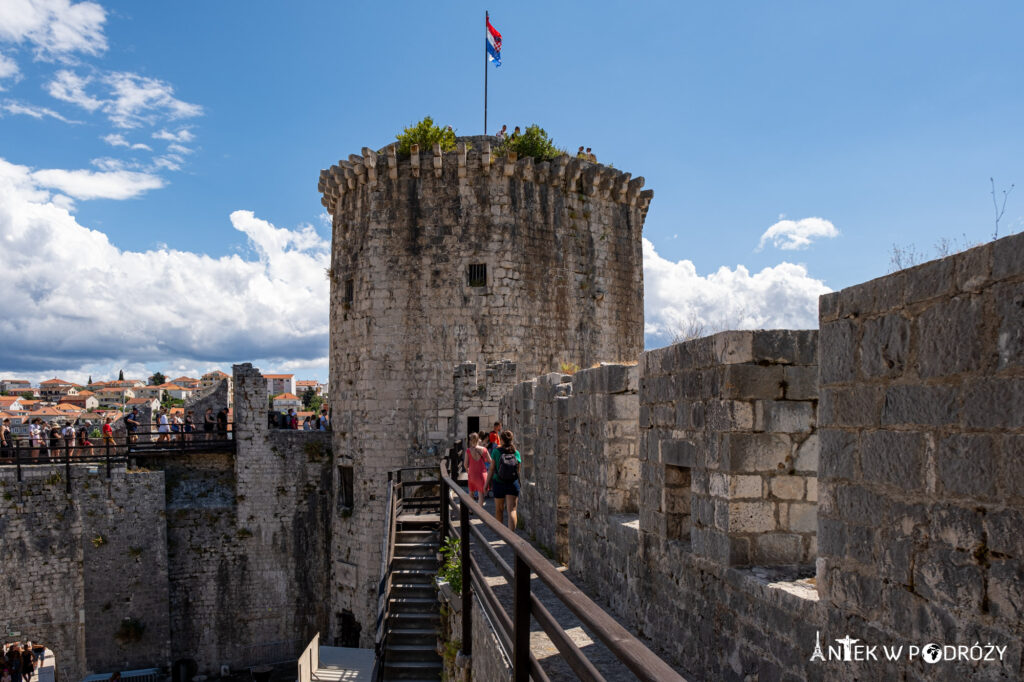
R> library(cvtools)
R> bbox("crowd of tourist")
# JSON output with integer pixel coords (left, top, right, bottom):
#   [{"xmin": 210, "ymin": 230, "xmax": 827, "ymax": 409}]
[
  {"xmin": 269, "ymin": 408, "xmax": 330, "ymax": 431},
  {"xmin": 1, "ymin": 641, "xmax": 45, "ymax": 682}
]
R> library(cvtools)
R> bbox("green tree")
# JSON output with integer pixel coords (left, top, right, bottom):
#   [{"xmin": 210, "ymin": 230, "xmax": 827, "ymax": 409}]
[
  {"xmin": 118, "ymin": 369, "xmax": 124, "ymax": 381},
  {"xmin": 87, "ymin": 375, "xmax": 93, "ymax": 384},
  {"xmin": 301, "ymin": 387, "xmax": 325, "ymax": 414},
  {"xmin": 149, "ymin": 372, "xmax": 166, "ymax": 386},
  {"xmin": 395, "ymin": 116, "xmax": 456, "ymax": 156},
  {"xmin": 498, "ymin": 124, "xmax": 564, "ymax": 162}
]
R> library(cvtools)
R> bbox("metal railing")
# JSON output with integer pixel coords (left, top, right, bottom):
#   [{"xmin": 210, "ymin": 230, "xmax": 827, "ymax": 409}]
[
  {"xmin": 439, "ymin": 459, "xmax": 685, "ymax": 682},
  {"xmin": 0, "ymin": 425, "xmax": 235, "ymax": 492},
  {"xmin": 374, "ymin": 472, "xmax": 399, "ymax": 662}
]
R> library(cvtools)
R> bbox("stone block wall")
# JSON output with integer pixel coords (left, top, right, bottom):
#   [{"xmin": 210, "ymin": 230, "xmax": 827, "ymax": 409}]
[
  {"xmin": 499, "ymin": 233, "xmax": 1024, "ymax": 680},
  {"xmin": 0, "ymin": 465, "xmax": 171, "ymax": 682},
  {"xmin": 816, "ymin": 231, "xmax": 1024, "ymax": 676},
  {"xmin": 453, "ymin": 359, "xmax": 518, "ymax": 444},
  {"xmin": 502, "ymin": 372, "xmax": 573, "ymax": 562},
  {"xmin": 640, "ymin": 330, "xmax": 819, "ymax": 567}
]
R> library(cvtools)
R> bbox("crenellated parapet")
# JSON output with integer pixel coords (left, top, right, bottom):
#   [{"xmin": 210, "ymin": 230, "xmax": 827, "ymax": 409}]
[{"xmin": 317, "ymin": 137, "xmax": 654, "ymax": 221}]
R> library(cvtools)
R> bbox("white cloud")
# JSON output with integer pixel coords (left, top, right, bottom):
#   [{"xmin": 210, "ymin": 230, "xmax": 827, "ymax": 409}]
[
  {"xmin": 0, "ymin": 51, "xmax": 20, "ymax": 85},
  {"xmin": 757, "ymin": 216, "xmax": 839, "ymax": 251},
  {"xmin": 45, "ymin": 70, "xmax": 202, "ymax": 129},
  {"xmin": 167, "ymin": 143, "xmax": 192, "ymax": 155},
  {"xmin": 0, "ymin": 156, "xmax": 330, "ymax": 375},
  {"xmin": 643, "ymin": 238, "xmax": 830, "ymax": 346},
  {"xmin": 30, "ymin": 165, "xmax": 165, "ymax": 200},
  {"xmin": 103, "ymin": 72, "xmax": 202, "ymax": 128},
  {"xmin": 153, "ymin": 128, "xmax": 195, "ymax": 143},
  {"xmin": 46, "ymin": 68, "xmax": 101, "ymax": 110},
  {"xmin": 102, "ymin": 132, "xmax": 151, "ymax": 151},
  {"xmin": 2, "ymin": 98, "xmax": 77, "ymax": 122},
  {"xmin": 0, "ymin": 0, "xmax": 107, "ymax": 59}
]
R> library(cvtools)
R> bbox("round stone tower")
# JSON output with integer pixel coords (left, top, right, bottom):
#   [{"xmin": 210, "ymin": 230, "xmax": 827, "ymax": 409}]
[{"xmin": 319, "ymin": 135, "xmax": 652, "ymax": 641}]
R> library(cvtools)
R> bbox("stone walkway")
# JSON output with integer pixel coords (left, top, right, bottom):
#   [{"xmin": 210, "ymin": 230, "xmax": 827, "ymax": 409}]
[{"xmin": 462, "ymin": 496, "xmax": 684, "ymax": 681}]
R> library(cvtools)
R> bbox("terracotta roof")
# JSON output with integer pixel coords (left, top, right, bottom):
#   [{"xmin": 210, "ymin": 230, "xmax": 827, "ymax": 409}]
[
  {"xmin": 264, "ymin": 374, "xmax": 295, "ymax": 379},
  {"xmin": 296, "ymin": 380, "xmax": 318, "ymax": 386},
  {"xmin": 2, "ymin": 379, "xmax": 30, "ymax": 385},
  {"xmin": 97, "ymin": 387, "xmax": 129, "ymax": 393},
  {"xmin": 127, "ymin": 397, "xmax": 156, "ymax": 405},
  {"xmin": 172, "ymin": 376, "xmax": 198, "ymax": 383},
  {"xmin": 40, "ymin": 377, "xmax": 73, "ymax": 385},
  {"xmin": 77, "ymin": 390, "xmax": 95, "ymax": 396},
  {"xmin": 0, "ymin": 396, "xmax": 20, "ymax": 406},
  {"xmin": 158, "ymin": 383, "xmax": 185, "ymax": 390},
  {"xmin": 272, "ymin": 392, "xmax": 299, "ymax": 400},
  {"xmin": 202, "ymin": 370, "xmax": 229, "ymax": 378}
]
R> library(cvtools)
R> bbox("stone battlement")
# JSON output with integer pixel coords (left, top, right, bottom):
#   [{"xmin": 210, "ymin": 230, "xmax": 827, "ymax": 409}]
[{"xmin": 317, "ymin": 136, "xmax": 654, "ymax": 220}]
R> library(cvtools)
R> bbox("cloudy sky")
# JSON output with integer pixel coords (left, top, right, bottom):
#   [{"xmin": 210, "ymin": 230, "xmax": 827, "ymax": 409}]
[{"xmin": 1, "ymin": 1, "xmax": 1021, "ymax": 384}]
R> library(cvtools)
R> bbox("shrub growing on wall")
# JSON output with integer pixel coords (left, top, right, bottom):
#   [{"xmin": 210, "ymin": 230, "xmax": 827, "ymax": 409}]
[
  {"xmin": 395, "ymin": 116, "xmax": 457, "ymax": 156},
  {"xmin": 498, "ymin": 124, "xmax": 564, "ymax": 161}
]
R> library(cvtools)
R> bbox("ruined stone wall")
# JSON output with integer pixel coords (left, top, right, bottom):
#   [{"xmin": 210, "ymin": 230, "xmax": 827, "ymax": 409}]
[
  {"xmin": 166, "ymin": 364, "xmax": 333, "ymax": 672},
  {"xmin": 500, "ymin": 233, "xmax": 1024, "ymax": 680},
  {"xmin": 1, "ymin": 363, "xmax": 335, "ymax": 679},
  {"xmin": 0, "ymin": 465, "xmax": 170, "ymax": 681},
  {"xmin": 325, "ymin": 136, "xmax": 651, "ymax": 637}
]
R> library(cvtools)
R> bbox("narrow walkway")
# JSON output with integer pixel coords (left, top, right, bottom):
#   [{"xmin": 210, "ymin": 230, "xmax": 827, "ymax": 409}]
[
  {"xmin": 313, "ymin": 646, "xmax": 375, "ymax": 681},
  {"xmin": 460, "ymin": 494, "xmax": 679, "ymax": 681}
]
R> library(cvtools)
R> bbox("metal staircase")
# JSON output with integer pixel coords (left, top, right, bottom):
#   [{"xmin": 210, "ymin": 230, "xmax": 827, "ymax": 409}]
[{"xmin": 376, "ymin": 470, "xmax": 443, "ymax": 681}]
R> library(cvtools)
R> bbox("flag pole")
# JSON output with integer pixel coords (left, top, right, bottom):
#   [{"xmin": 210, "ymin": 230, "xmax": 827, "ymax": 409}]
[{"xmin": 484, "ymin": 10, "xmax": 488, "ymax": 135}]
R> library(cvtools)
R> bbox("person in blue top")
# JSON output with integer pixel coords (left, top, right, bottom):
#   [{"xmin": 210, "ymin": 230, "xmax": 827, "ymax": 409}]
[{"xmin": 484, "ymin": 430, "xmax": 522, "ymax": 531}]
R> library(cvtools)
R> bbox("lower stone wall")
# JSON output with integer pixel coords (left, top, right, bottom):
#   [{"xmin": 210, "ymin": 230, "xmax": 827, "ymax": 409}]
[
  {"xmin": 0, "ymin": 465, "xmax": 171, "ymax": 681},
  {"xmin": 437, "ymin": 582, "xmax": 511, "ymax": 682}
]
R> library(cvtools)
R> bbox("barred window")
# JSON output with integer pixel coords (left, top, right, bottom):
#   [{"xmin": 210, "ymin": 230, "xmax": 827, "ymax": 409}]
[
  {"xmin": 344, "ymin": 278, "xmax": 354, "ymax": 305},
  {"xmin": 467, "ymin": 263, "xmax": 487, "ymax": 287}
]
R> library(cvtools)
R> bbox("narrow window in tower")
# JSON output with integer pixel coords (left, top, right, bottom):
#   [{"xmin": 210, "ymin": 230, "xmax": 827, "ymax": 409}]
[
  {"xmin": 467, "ymin": 263, "xmax": 487, "ymax": 287},
  {"xmin": 338, "ymin": 465, "xmax": 354, "ymax": 511},
  {"xmin": 344, "ymin": 278, "xmax": 354, "ymax": 306}
]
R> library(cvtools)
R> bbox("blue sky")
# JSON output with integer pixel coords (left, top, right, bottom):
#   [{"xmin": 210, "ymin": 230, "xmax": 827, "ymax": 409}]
[{"xmin": 1, "ymin": 1, "xmax": 1022, "ymax": 384}]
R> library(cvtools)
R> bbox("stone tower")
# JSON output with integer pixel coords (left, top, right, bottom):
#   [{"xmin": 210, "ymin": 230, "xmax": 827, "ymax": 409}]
[{"xmin": 319, "ymin": 135, "xmax": 652, "ymax": 640}]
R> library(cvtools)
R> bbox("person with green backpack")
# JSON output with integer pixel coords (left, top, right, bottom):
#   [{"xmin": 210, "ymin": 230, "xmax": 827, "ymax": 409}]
[{"xmin": 485, "ymin": 430, "xmax": 522, "ymax": 531}]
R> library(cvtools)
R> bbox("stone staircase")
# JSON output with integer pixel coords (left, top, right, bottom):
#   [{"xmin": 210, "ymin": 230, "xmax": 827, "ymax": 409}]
[{"xmin": 380, "ymin": 503, "xmax": 442, "ymax": 681}]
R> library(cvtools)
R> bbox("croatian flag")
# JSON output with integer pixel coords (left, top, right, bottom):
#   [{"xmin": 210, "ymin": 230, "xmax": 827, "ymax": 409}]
[{"xmin": 487, "ymin": 16, "xmax": 502, "ymax": 66}]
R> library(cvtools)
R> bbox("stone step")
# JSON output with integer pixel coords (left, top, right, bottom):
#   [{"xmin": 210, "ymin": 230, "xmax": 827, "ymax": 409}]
[
  {"xmin": 394, "ymin": 542, "xmax": 439, "ymax": 556},
  {"xmin": 395, "ymin": 530, "xmax": 438, "ymax": 544},
  {"xmin": 388, "ymin": 611, "xmax": 440, "ymax": 627}
]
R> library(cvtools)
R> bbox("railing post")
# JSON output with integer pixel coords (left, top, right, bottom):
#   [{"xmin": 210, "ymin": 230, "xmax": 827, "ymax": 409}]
[
  {"xmin": 513, "ymin": 555, "xmax": 530, "ymax": 682},
  {"xmin": 461, "ymin": 499, "xmax": 472, "ymax": 656},
  {"xmin": 65, "ymin": 440, "xmax": 71, "ymax": 494},
  {"xmin": 15, "ymin": 436, "xmax": 22, "ymax": 483},
  {"xmin": 440, "ymin": 463, "xmax": 449, "ymax": 543},
  {"xmin": 105, "ymin": 437, "xmax": 111, "ymax": 479}
]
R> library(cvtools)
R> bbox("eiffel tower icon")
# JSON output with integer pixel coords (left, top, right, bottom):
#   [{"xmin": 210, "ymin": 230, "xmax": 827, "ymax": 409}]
[{"xmin": 810, "ymin": 630, "xmax": 826, "ymax": 661}]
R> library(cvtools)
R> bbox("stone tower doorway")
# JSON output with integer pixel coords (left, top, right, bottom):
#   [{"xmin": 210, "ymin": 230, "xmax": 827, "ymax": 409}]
[{"xmin": 466, "ymin": 416, "xmax": 480, "ymax": 438}]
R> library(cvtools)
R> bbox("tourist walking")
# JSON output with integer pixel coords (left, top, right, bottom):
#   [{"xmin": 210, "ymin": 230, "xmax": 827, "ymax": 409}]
[
  {"xmin": 204, "ymin": 408, "xmax": 216, "ymax": 440},
  {"xmin": 125, "ymin": 408, "xmax": 140, "ymax": 443},
  {"xmin": 496, "ymin": 124, "xmax": 507, "ymax": 140},
  {"xmin": 216, "ymin": 408, "xmax": 229, "ymax": 439},
  {"xmin": 464, "ymin": 433, "xmax": 489, "ymax": 503},
  {"xmin": 102, "ymin": 417, "xmax": 115, "ymax": 447},
  {"xmin": 0, "ymin": 418, "xmax": 11, "ymax": 458},
  {"xmin": 156, "ymin": 409, "xmax": 170, "ymax": 443},
  {"xmin": 184, "ymin": 410, "xmax": 195, "ymax": 442},
  {"xmin": 319, "ymin": 408, "xmax": 330, "ymax": 431},
  {"xmin": 485, "ymin": 430, "xmax": 522, "ymax": 531}
]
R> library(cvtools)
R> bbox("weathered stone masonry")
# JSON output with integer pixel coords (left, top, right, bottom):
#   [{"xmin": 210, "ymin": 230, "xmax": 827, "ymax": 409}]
[
  {"xmin": 504, "ymin": 232, "xmax": 1024, "ymax": 680},
  {"xmin": 322, "ymin": 136, "xmax": 652, "ymax": 639},
  {"xmin": 1, "ymin": 365, "xmax": 335, "ymax": 680}
]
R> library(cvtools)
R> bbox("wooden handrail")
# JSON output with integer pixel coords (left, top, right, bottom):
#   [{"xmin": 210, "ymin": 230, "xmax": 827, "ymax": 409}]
[{"xmin": 441, "ymin": 461, "xmax": 685, "ymax": 682}]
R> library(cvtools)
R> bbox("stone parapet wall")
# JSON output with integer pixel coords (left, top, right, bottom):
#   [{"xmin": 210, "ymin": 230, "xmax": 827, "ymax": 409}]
[
  {"xmin": 640, "ymin": 330, "xmax": 819, "ymax": 567},
  {"xmin": 816, "ymin": 231, "xmax": 1024, "ymax": 672},
  {"xmin": 500, "ymin": 232, "xmax": 1024, "ymax": 681}
]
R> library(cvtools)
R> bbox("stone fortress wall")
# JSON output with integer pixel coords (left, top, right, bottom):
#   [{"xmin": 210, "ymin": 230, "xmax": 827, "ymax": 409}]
[
  {"xmin": 502, "ymin": 232, "xmax": 1024, "ymax": 680},
  {"xmin": 0, "ymin": 365, "xmax": 334, "ymax": 681},
  {"xmin": 321, "ymin": 135, "xmax": 652, "ymax": 639}
]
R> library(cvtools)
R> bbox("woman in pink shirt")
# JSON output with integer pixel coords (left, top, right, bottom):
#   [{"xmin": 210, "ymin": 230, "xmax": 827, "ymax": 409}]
[{"xmin": 464, "ymin": 432, "xmax": 489, "ymax": 502}]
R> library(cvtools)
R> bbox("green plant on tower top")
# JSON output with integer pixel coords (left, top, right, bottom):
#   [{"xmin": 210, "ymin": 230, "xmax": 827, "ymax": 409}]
[{"xmin": 395, "ymin": 116, "xmax": 457, "ymax": 157}]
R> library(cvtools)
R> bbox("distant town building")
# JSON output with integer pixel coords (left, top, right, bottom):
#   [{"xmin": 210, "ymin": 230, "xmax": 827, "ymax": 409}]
[
  {"xmin": 265, "ymin": 374, "xmax": 296, "ymax": 397},
  {"xmin": 171, "ymin": 376, "xmax": 201, "ymax": 390},
  {"xmin": 39, "ymin": 378, "xmax": 79, "ymax": 402},
  {"xmin": 59, "ymin": 394, "xmax": 100, "ymax": 411},
  {"xmin": 95, "ymin": 386, "xmax": 136, "ymax": 408},
  {"xmin": 0, "ymin": 379, "xmax": 31, "ymax": 393},
  {"xmin": 271, "ymin": 392, "xmax": 301, "ymax": 413},
  {"xmin": 127, "ymin": 397, "xmax": 161, "ymax": 412}
]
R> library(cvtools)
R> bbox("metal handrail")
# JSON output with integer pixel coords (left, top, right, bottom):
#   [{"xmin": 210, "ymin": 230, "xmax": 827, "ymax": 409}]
[
  {"xmin": 440, "ymin": 460, "xmax": 685, "ymax": 682},
  {"xmin": 374, "ymin": 474, "xmax": 399, "ymax": 681}
]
